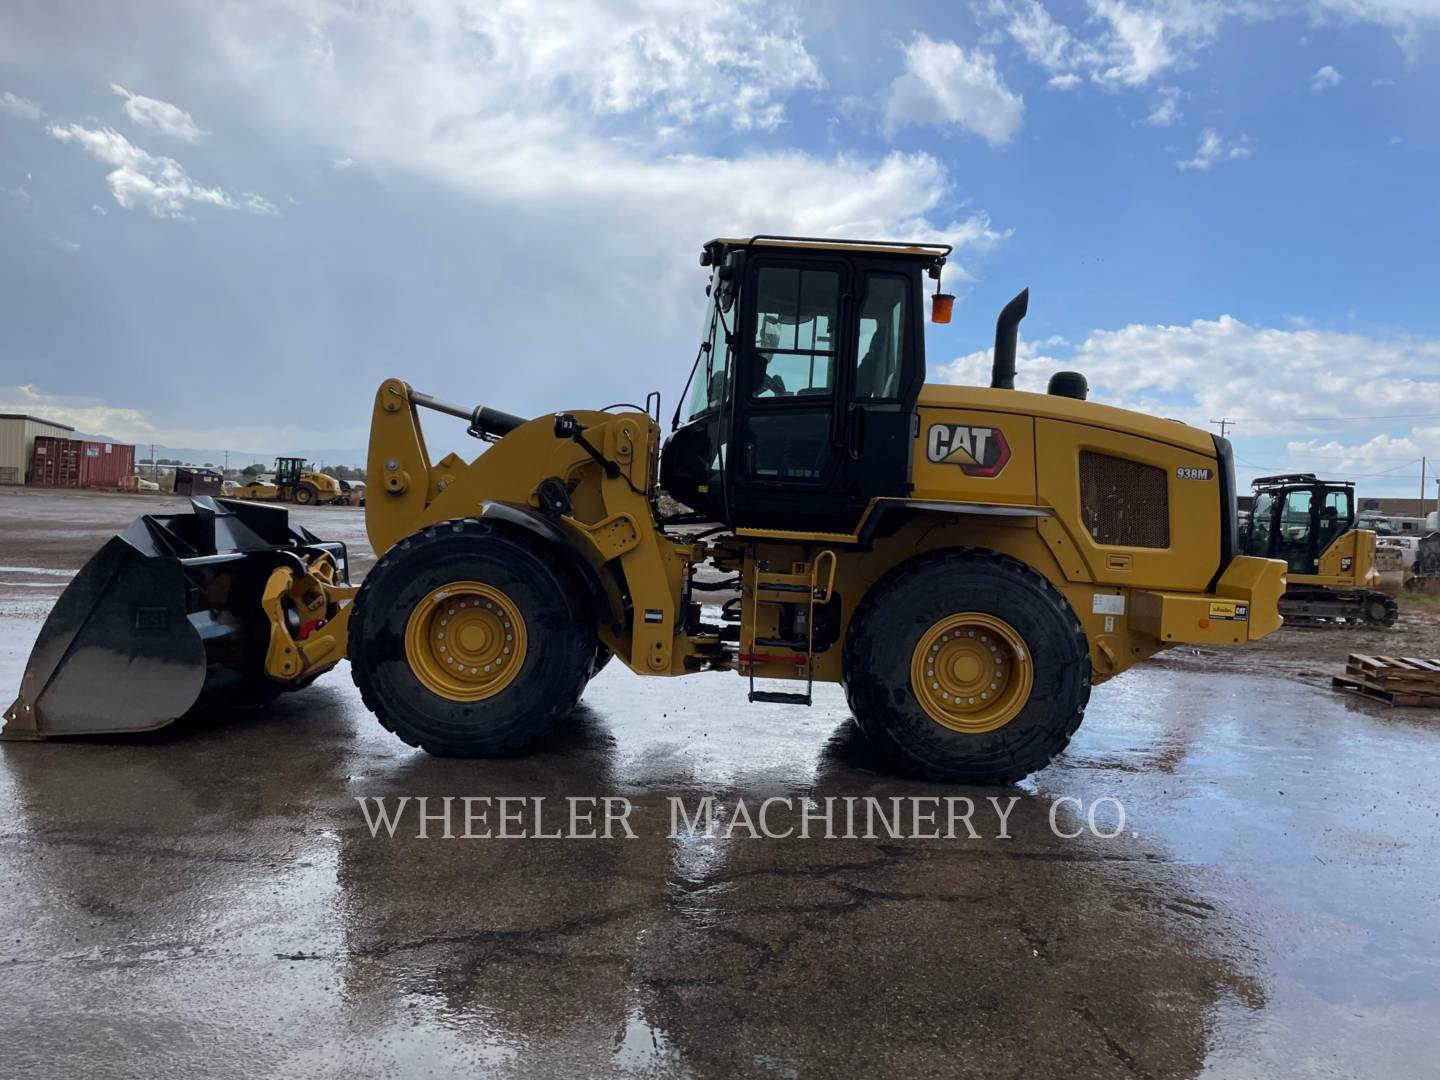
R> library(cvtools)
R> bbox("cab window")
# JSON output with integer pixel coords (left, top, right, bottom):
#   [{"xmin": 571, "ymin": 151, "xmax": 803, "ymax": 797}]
[
  {"xmin": 1277, "ymin": 489, "xmax": 1315, "ymax": 572},
  {"xmin": 1246, "ymin": 492, "xmax": 1273, "ymax": 555},
  {"xmin": 1317, "ymin": 489, "xmax": 1350, "ymax": 550},
  {"xmin": 751, "ymin": 267, "xmax": 839, "ymax": 398},
  {"xmin": 852, "ymin": 275, "xmax": 908, "ymax": 400},
  {"xmin": 1280, "ymin": 490, "xmax": 1312, "ymax": 541},
  {"xmin": 686, "ymin": 294, "xmax": 730, "ymax": 421}
]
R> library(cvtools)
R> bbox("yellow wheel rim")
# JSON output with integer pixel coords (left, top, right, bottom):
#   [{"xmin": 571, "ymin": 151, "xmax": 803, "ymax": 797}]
[
  {"xmin": 910, "ymin": 612, "xmax": 1033, "ymax": 734},
  {"xmin": 404, "ymin": 582, "xmax": 527, "ymax": 701}
]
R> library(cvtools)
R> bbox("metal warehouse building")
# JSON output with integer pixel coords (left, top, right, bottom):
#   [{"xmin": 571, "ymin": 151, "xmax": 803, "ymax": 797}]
[{"xmin": 0, "ymin": 414, "xmax": 75, "ymax": 485}]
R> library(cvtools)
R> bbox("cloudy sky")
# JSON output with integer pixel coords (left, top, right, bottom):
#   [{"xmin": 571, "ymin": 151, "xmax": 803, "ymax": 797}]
[{"xmin": 1, "ymin": 0, "xmax": 1438, "ymax": 495}]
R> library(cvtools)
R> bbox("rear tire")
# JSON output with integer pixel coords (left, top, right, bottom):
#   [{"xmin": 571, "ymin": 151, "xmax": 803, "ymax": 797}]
[
  {"xmin": 294, "ymin": 484, "xmax": 317, "ymax": 505},
  {"xmin": 348, "ymin": 518, "xmax": 593, "ymax": 756},
  {"xmin": 843, "ymin": 549, "xmax": 1090, "ymax": 785}
]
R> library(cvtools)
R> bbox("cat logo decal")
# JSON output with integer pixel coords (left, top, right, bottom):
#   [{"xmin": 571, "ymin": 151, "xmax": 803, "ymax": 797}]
[{"xmin": 925, "ymin": 424, "xmax": 1011, "ymax": 477}]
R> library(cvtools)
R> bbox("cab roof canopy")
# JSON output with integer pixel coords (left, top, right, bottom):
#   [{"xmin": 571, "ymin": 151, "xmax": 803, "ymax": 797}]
[
  {"xmin": 1252, "ymin": 473, "xmax": 1353, "ymax": 487},
  {"xmin": 702, "ymin": 234, "xmax": 951, "ymax": 271}
]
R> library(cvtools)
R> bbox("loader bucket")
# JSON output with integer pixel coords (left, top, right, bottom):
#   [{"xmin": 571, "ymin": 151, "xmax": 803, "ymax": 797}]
[{"xmin": 3, "ymin": 497, "xmax": 349, "ymax": 740}]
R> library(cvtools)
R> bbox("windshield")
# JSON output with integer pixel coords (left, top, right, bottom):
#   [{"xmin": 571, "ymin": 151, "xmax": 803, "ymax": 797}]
[{"xmin": 685, "ymin": 290, "xmax": 730, "ymax": 421}]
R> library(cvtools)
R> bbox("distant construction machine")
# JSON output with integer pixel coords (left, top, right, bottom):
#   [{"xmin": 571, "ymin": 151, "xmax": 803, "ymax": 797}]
[
  {"xmin": 1241, "ymin": 473, "xmax": 1396, "ymax": 626},
  {"xmin": 231, "ymin": 456, "xmax": 346, "ymax": 506}
]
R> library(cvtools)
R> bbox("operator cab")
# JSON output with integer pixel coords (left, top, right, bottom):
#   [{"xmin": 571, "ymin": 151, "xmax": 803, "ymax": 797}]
[
  {"xmin": 274, "ymin": 456, "xmax": 307, "ymax": 488},
  {"xmin": 1241, "ymin": 473, "xmax": 1355, "ymax": 574},
  {"xmin": 661, "ymin": 235, "xmax": 949, "ymax": 531}
]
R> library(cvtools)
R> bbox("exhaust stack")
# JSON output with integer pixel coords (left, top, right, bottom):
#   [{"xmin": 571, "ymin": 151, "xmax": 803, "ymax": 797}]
[{"xmin": 991, "ymin": 288, "xmax": 1030, "ymax": 390}]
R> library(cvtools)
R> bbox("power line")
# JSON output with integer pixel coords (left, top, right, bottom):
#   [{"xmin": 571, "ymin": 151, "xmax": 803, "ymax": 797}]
[
  {"xmin": 1233, "ymin": 455, "xmax": 1428, "ymax": 479},
  {"xmin": 1223, "ymin": 412, "xmax": 1440, "ymax": 423}
]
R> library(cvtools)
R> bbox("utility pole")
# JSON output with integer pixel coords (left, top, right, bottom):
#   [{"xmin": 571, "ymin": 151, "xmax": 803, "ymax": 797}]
[
  {"xmin": 150, "ymin": 443, "xmax": 156, "ymax": 485},
  {"xmin": 1421, "ymin": 456, "xmax": 1427, "ymax": 508},
  {"xmin": 1210, "ymin": 418, "xmax": 1234, "ymax": 438}
]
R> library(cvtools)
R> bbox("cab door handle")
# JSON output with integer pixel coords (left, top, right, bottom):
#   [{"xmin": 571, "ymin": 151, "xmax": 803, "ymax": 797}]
[{"xmin": 847, "ymin": 408, "xmax": 866, "ymax": 458}]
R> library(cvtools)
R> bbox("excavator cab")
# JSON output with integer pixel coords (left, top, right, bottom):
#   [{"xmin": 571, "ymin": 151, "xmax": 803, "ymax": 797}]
[
  {"xmin": 1243, "ymin": 474, "xmax": 1353, "ymax": 574},
  {"xmin": 662, "ymin": 236, "xmax": 946, "ymax": 532}
]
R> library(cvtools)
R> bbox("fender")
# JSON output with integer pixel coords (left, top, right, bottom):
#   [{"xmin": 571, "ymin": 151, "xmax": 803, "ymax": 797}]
[{"xmin": 479, "ymin": 501, "xmax": 627, "ymax": 630}]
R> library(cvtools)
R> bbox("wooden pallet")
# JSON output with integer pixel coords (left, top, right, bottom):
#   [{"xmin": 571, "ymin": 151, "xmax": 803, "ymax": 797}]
[{"xmin": 1332, "ymin": 655, "xmax": 1440, "ymax": 707}]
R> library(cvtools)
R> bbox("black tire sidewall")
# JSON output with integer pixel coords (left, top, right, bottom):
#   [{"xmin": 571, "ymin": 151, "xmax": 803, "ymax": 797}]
[
  {"xmin": 349, "ymin": 521, "xmax": 592, "ymax": 755},
  {"xmin": 844, "ymin": 551, "xmax": 1090, "ymax": 783}
]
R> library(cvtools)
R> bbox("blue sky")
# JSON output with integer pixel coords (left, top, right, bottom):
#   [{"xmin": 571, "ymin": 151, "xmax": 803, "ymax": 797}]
[{"xmin": 1, "ymin": 0, "xmax": 1438, "ymax": 496}]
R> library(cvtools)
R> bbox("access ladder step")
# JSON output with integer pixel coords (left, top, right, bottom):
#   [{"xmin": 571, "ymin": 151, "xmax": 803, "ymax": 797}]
[
  {"xmin": 755, "ymin": 581, "xmax": 811, "ymax": 595},
  {"xmin": 754, "ymin": 636, "xmax": 809, "ymax": 649},
  {"xmin": 747, "ymin": 690, "xmax": 812, "ymax": 706}
]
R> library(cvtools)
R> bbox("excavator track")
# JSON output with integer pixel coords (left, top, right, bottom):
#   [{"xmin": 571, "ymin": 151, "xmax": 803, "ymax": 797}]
[{"xmin": 1279, "ymin": 587, "xmax": 1398, "ymax": 628}]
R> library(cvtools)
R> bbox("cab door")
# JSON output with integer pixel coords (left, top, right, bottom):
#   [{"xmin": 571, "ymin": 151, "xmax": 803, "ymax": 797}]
[{"xmin": 729, "ymin": 255, "xmax": 921, "ymax": 530}]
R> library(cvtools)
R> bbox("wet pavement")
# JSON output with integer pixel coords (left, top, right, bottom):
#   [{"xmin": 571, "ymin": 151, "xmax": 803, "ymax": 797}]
[{"xmin": 2, "ymin": 489, "xmax": 1439, "ymax": 1077}]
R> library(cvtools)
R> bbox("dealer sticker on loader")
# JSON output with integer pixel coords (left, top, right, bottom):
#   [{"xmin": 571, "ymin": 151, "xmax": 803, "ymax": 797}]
[{"xmin": 4, "ymin": 235, "xmax": 1287, "ymax": 785}]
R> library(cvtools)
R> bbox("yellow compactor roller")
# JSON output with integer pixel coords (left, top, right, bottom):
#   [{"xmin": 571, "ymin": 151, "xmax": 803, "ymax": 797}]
[
  {"xmin": 231, "ymin": 456, "xmax": 346, "ymax": 506},
  {"xmin": 5, "ymin": 236, "xmax": 1286, "ymax": 783}
]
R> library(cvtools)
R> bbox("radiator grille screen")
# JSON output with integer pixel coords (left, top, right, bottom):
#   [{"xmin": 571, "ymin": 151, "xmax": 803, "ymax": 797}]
[{"xmin": 1079, "ymin": 452, "xmax": 1170, "ymax": 548}]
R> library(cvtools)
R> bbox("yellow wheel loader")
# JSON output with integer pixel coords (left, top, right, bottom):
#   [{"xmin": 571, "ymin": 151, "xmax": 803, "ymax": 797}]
[
  {"xmin": 1239, "ymin": 474, "xmax": 1396, "ymax": 626},
  {"xmin": 231, "ymin": 456, "xmax": 346, "ymax": 506},
  {"xmin": 4, "ymin": 236, "xmax": 1286, "ymax": 783}
]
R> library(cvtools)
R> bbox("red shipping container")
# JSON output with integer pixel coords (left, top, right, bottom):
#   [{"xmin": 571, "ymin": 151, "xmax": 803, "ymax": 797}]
[
  {"xmin": 30, "ymin": 436, "xmax": 136, "ymax": 489},
  {"xmin": 78, "ymin": 439, "xmax": 135, "ymax": 489},
  {"xmin": 29, "ymin": 436, "xmax": 82, "ymax": 487}
]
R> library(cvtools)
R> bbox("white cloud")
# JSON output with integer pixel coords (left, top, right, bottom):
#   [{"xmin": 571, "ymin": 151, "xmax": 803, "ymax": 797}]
[
  {"xmin": 1141, "ymin": 85, "xmax": 1183, "ymax": 125},
  {"xmin": 999, "ymin": 0, "xmax": 1075, "ymax": 71},
  {"xmin": 988, "ymin": 0, "xmax": 1440, "ymax": 94},
  {"xmin": 47, "ymin": 122, "xmax": 275, "ymax": 218},
  {"xmin": 50, "ymin": 237, "xmax": 81, "ymax": 252},
  {"xmin": 1316, "ymin": 0, "xmax": 1440, "ymax": 45},
  {"xmin": 1310, "ymin": 64, "xmax": 1344, "ymax": 92},
  {"xmin": 987, "ymin": 0, "xmax": 1235, "ymax": 89},
  {"xmin": 280, "ymin": 0, "xmax": 823, "ymax": 136},
  {"xmin": 110, "ymin": 84, "xmax": 206, "ymax": 140},
  {"xmin": 1177, "ymin": 127, "xmax": 1254, "ymax": 169},
  {"xmin": 330, "ymin": 156, "xmax": 357, "ymax": 170},
  {"xmin": 936, "ymin": 316, "xmax": 1440, "ymax": 439},
  {"xmin": 883, "ymin": 35, "xmax": 1025, "ymax": 144},
  {"xmin": 1283, "ymin": 434, "xmax": 1422, "ymax": 477},
  {"xmin": 543, "ymin": 2, "xmax": 826, "ymax": 132},
  {"xmin": 1088, "ymin": 0, "xmax": 1180, "ymax": 86},
  {"xmin": 199, "ymin": 2, "xmax": 1007, "ymax": 276},
  {"xmin": 0, "ymin": 382, "xmax": 345, "ymax": 451},
  {"xmin": 0, "ymin": 90, "xmax": 42, "ymax": 120},
  {"xmin": 0, "ymin": 384, "xmax": 157, "ymax": 440}
]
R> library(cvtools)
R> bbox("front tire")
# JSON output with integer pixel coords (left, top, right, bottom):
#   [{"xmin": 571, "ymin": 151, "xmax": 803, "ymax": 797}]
[
  {"xmin": 348, "ymin": 518, "xmax": 593, "ymax": 756},
  {"xmin": 843, "ymin": 550, "xmax": 1090, "ymax": 784}
]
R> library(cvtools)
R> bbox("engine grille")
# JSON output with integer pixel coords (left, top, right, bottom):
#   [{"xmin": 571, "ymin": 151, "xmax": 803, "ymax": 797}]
[{"xmin": 1079, "ymin": 452, "xmax": 1170, "ymax": 548}]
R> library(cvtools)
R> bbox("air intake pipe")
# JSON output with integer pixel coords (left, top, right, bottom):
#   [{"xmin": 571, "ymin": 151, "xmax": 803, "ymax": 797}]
[{"xmin": 991, "ymin": 288, "xmax": 1030, "ymax": 390}]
